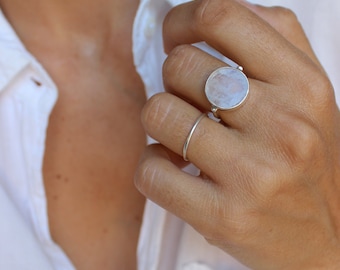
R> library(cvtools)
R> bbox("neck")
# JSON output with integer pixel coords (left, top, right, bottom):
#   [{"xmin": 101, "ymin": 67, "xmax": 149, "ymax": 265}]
[{"xmin": 0, "ymin": 0, "xmax": 140, "ymax": 50}]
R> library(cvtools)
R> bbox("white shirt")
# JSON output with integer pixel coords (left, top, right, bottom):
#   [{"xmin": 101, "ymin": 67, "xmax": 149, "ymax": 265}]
[{"xmin": 0, "ymin": 0, "xmax": 339, "ymax": 269}]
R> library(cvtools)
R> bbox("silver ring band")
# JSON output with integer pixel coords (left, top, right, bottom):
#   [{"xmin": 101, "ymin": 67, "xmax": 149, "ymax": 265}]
[{"xmin": 183, "ymin": 113, "xmax": 206, "ymax": 161}]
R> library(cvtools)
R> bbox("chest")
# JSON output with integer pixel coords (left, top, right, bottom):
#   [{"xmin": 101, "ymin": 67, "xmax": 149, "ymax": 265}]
[
  {"xmin": 43, "ymin": 54, "xmax": 147, "ymax": 186},
  {"xmin": 42, "ymin": 54, "xmax": 147, "ymax": 269}
]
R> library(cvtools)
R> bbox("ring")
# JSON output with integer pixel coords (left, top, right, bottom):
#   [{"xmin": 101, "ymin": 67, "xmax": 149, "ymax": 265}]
[
  {"xmin": 205, "ymin": 66, "xmax": 249, "ymax": 118},
  {"xmin": 182, "ymin": 113, "xmax": 206, "ymax": 161}
]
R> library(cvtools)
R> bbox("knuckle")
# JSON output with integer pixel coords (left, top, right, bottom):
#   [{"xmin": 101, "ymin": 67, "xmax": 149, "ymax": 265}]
[
  {"xmin": 193, "ymin": 0, "xmax": 235, "ymax": 30},
  {"xmin": 270, "ymin": 6, "xmax": 298, "ymax": 25},
  {"xmin": 290, "ymin": 121, "xmax": 322, "ymax": 162},
  {"xmin": 306, "ymin": 73, "xmax": 335, "ymax": 109},
  {"xmin": 253, "ymin": 164, "xmax": 282, "ymax": 198},
  {"xmin": 294, "ymin": 67, "xmax": 336, "ymax": 119},
  {"xmin": 270, "ymin": 102, "xmax": 328, "ymax": 165},
  {"xmin": 134, "ymin": 154, "xmax": 160, "ymax": 194},
  {"xmin": 265, "ymin": 6, "xmax": 300, "ymax": 36},
  {"xmin": 163, "ymin": 44, "xmax": 197, "ymax": 89},
  {"xmin": 276, "ymin": 114, "xmax": 323, "ymax": 166},
  {"xmin": 141, "ymin": 93, "xmax": 172, "ymax": 134}
]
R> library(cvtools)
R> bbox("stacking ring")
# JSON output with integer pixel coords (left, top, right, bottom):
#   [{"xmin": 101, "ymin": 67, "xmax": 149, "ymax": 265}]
[
  {"xmin": 182, "ymin": 113, "xmax": 206, "ymax": 161},
  {"xmin": 205, "ymin": 66, "xmax": 249, "ymax": 118}
]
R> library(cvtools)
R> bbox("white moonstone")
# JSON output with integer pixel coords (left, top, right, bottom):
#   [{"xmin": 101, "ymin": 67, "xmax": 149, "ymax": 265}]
[{"xmin": 205, "ymin": 67, "xmax": 249, "ymax": 110}]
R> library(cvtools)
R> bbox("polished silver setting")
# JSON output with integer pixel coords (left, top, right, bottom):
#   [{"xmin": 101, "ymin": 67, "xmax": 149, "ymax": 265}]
[
  {"xmin": 182, "ymin": 113, "xmax": 206, "ymax": 161},
  {"xmin": 205, "ymin": 66, "xmax": 249, "ymax": 118}
]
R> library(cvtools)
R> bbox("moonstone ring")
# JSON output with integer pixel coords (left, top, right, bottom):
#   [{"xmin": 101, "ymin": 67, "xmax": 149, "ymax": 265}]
[{"xmin": 205, "ymin": 66, "xmax": 249, "ymax": 118}]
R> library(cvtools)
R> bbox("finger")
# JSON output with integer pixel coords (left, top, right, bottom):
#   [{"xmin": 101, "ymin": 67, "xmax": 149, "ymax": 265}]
[
  {"xmin": 238, "ymin": 3, "xmax": 322, "ymax": 68},
  {"xmin": 163, "ymin": 0, "xmax": 313, "ymax": 82},
  {"xmin": 161, "ymin": 145, "xmax": 190, "ymax": 169},
  {"xmin": 134, "ymin": 143, "xmax": 218, "ymax": 230},
  {"xmin": 141, "ymin": 92, "xmax": 242, "ymax": 179},
  {"xmin": 163, "ymin": 44, "xmax": 224, "ymax": 111},
  {"xmin": 163, "ymin": 44, "xmax": 279, "ymax": 129}
]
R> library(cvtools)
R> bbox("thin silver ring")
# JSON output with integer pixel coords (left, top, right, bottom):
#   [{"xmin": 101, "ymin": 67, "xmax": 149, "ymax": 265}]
[{"xmin": 183, "ymin": 113, "xmax": 206, "ymax": 161}]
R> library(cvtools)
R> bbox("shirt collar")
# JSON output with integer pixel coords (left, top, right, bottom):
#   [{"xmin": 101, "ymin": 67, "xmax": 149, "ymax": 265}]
[{"xmin": 0, "ymin": 9, "xmax": 55, "ymax": 91}]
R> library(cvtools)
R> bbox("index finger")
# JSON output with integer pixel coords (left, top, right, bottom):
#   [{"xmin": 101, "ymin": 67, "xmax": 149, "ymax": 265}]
[{"xmin": 163, "ymin": 0, "xmax": 310, "ymax": 82}]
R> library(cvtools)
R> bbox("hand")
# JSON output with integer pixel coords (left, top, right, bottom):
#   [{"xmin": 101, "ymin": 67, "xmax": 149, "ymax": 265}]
[{"xmin": 135, "ymin": 0, "xmax": 340, "ymax": 269}]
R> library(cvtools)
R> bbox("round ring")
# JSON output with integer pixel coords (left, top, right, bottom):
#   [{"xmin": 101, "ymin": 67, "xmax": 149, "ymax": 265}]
[
  {"xmin": 205, "ymin": 66, "xmax": 249, "ymax": 118},
  {"xmin": 183, "ymin": 113, "xmax": 206, "ymax": 161}
]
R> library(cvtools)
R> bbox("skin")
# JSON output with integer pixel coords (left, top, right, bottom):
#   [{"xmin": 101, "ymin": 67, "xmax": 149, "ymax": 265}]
[
  {"xmin": 0, "ymin": 0, "xmax": 145, "ymax": 269},
  {"xmin": 1, "ymin": 0, "xmax": 338, "ymax": 268},
  {"xmin": 136, "ymin": 0, "xmax": 340, "ymax": 269}
]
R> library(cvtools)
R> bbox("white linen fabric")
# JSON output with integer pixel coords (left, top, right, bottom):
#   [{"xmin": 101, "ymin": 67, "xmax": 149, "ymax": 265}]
[{"xmin": 0, "ymin": 0, "xmax": 338, "ymax": 269}]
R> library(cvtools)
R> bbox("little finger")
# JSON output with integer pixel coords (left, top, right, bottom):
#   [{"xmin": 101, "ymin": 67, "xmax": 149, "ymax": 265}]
[{"xmin": 134, "ymin": 144, "xmax": 217, "ymax": 229}]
